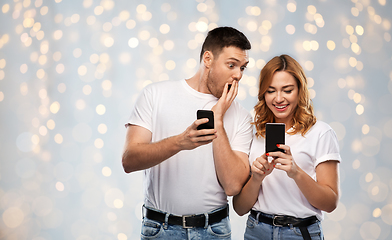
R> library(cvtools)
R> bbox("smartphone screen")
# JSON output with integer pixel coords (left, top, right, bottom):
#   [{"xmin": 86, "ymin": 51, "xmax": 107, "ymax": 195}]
[
  {"xmin": 265, "ymin": 123, "xmax": 285, "ymax": 153},
  {"xmin": 197, "ymin": 110, "xmax": 214, "ymax": 130}
]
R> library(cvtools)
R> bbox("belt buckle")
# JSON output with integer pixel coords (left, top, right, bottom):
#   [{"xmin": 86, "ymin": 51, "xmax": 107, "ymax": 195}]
[
  {"xmin": 272, "ymin": 216, "xmax": 284, "ymax": 227},
  {"xmin": 182, "ymin": 215, "xmax": 194, "ymax": 229}
]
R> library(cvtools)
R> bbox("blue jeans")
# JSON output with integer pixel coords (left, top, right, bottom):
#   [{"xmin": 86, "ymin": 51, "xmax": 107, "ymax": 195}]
[
  {"xmin": 244, "ymin": 212, "xmax": 323, "ymax": 240},
  {"xmin": 141, "ymin": 206, "xmax": 231, "ymax": 240}
]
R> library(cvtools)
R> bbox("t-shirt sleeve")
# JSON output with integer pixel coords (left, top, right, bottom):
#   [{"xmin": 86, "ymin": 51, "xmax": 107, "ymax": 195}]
[
  {"xmin": 231, "ymin": 112, "xmax": 253, "ymax": 155},
  {"xmin": 314, "ymin": 128, "xmax": 341, "ymax": 166},
  {"xmin": 126, "ymin": 86, "xmax": 153, "ymax": 132}
]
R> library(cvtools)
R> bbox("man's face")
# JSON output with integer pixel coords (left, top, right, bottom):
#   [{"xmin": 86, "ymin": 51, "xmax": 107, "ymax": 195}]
[{"xmin": 206, "ymin": 46, "xmax": 249, "ymax": 98}]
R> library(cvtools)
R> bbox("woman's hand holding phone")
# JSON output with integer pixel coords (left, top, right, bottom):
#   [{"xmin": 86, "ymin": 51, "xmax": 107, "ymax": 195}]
[
  {"xmin": 267, "ymin": 144, "xmax": 300, "ymax": 179},
  {"xmin": 251, "ymin": 154, "xmax": 274, "ymax": 184}
]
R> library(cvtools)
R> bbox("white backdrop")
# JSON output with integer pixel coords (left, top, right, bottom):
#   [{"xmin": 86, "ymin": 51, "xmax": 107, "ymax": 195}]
[{"xmin": 0, "ymin": 0, "xmax": 391, "ymax": 239}]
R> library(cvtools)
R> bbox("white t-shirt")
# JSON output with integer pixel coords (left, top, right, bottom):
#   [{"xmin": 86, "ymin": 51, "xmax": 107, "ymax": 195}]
[
  {"xmin": 128, "ymin": 79, "xmax": 253, "ymax": 215},
  {"xmin": 249, "ymin": 121, "xmax": 341, "ymax": 220}
]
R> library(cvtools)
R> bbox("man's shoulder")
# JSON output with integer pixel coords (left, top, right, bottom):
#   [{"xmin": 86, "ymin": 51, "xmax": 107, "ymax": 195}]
[
  {"xmin": 230, "ymin": 101, "xmax": 252, "ymax": 116},
  {"xmin": 149, "ymin": 79, "xmax": 182, "ymax": 88},
  {"xmin": 141, "ymin": 80, "xmax": 183, "ymax": 93},
  {"xmin": 225, "ymin": 101, "xmax": 252, "ymax": 127}
]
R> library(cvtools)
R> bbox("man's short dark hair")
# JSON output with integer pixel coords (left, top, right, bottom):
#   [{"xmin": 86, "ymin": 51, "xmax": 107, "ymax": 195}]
[{"xmin": 200, "ymin": 26, "xmax": 251, "ymax": 62}]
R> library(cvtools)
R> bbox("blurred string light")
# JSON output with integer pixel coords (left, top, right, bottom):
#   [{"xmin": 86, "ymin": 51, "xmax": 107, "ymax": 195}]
[{"xmin": 0, "ymin": 0, "xmax": 391, "ymax": 239}]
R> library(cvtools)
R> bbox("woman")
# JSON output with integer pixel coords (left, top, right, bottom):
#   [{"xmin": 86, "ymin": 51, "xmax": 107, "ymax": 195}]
[{"xmin": 233, "ymin": 54, "xmax": 341, "ymax": 240}]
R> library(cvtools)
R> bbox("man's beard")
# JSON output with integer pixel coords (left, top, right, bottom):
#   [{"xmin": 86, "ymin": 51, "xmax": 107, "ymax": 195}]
[{"xmin": 206, "ymin": 70, "xmax": 222, "ymax": 98}]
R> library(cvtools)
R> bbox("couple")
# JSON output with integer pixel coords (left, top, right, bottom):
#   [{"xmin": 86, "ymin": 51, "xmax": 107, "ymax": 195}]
[{"xmin": 122, "ymin": 27, "xmax": 341, "ymax": 240}]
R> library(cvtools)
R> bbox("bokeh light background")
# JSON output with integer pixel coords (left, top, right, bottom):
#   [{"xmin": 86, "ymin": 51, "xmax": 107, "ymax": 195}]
[{"xmin": 0, "ymin": 0, "xmax": 391, "ymax": 239}]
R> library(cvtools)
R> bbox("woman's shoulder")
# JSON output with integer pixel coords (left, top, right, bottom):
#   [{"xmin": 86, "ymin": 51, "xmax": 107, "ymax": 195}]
[
  {"xmin": 314, "ymin": 120, "xmax": 332, "ymax": 129},
  {"xmin": 307, "ymin": 120, "xmax": 335, "ymax": 137}
]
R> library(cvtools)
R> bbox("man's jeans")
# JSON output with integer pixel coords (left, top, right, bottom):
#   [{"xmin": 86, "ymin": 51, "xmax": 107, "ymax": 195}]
[{"xmin": 141, "ymin": 206, "xmax": 231, "ymax": 240}]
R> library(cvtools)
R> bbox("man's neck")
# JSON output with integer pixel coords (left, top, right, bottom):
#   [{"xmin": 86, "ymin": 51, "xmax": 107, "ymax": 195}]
[{"xmin": 186, "ymin": 68, "xmax": 210, "ymax": 94}]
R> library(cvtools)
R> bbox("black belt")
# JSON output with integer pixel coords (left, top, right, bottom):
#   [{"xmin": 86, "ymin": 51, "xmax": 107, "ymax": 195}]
[
  {"xmin": 251, "ymin": 210, "xmax": 319, "ymax": 240},
  {"xmin": 144, "ymin": 205, "xmax": 228, "ymax": 228}
]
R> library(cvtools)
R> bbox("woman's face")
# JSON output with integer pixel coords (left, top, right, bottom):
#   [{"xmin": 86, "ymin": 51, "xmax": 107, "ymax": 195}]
[{"xmin": 264, "ymin": 71, "xmax": 299, "ymax": 127}]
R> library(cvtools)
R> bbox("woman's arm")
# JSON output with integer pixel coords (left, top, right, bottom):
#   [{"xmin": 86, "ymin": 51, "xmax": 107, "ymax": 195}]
[
  {"xmin": 269, "ymin": 145, "xmax": 340, "ymax": 212},
  {"xmin": 233, "ymin": 154, "xmax": 274, "ymax": 216},
  {"xmin": 293, "ymin": 160, "xmax": 339, "ymax": 212}
]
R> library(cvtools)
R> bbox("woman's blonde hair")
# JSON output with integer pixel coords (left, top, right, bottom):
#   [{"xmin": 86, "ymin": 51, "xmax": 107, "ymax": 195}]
[{"xmin": 254, "ymin": 54, "xmax": 316, "ymax": 137}]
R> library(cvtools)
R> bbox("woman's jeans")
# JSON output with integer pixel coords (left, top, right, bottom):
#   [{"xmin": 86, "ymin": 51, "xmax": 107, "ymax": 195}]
[{"xmin": 244, "ymin": 212, "xmax": 324, "ymax": 240}]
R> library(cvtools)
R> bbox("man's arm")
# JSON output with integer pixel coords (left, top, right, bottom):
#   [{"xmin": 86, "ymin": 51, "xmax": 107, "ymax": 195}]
[
  {"xmin": 122, "ymin": 119, "xmax": 217, "ymax": 173},
  {"xmin": 212, "ymin": 123, "xmax": 250, "ymax": 196},
  {"xmin": 211, "ymin": 81, "xmax": 251, "ymax": 196}
]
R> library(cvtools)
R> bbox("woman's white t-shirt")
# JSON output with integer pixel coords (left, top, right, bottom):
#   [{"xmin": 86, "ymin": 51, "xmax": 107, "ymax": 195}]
[{"xmin": 249, "ymin": 121, "xmax": 341, "ymax": 220}]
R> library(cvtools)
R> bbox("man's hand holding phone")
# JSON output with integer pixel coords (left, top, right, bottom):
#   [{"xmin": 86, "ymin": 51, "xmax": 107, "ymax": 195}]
[
  {"xmin": 197, "ymin": 110, "xmax": 214, "ymax": 130},
  {"xmin": 177, "ymin": 116, "xmax": 216, "ymax": 151}
]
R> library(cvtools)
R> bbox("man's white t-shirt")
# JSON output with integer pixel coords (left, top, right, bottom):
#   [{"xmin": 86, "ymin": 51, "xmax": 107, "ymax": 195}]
[
  {"xmin": 128, "ymin": 80, "xmax": 253, "ymax": 215},
  {"xmin": 249, "ymin": 121, "xmax": 341, "ymax": 220}
]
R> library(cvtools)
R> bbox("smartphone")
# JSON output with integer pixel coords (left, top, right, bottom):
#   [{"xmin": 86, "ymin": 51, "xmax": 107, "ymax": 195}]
[
  {"xmin": 265, "ymin": 123, "xmax": 285, "ymax": 153},
  {"xmin": 197, "ymin": 110, "xmax": 214, "ymax": 130}
]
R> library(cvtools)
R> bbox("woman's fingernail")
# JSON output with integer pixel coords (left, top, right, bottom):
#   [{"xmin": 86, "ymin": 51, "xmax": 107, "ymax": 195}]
[
  {"xmin": 266, "ymin": 153, "xmax": 269, "ymax": 156},
  {"xmin": 276, "ymin": 144, "xmax": 280, "ymax": 147}
]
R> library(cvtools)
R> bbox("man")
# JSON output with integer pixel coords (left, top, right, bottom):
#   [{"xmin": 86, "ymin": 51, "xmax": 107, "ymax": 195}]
[{"xmin": 122, "ymin": 26, "xmax": 252, "ymax": 239}]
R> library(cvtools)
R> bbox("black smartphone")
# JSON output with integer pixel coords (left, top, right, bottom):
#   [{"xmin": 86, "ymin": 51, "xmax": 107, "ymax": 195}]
[
  {"xmin": 265, "ymin": 123, "xmax": 285, "ymax": 153},
  {"xmin": 197, "ymin": 110, "xmax": 214, "ymax": 130}
]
